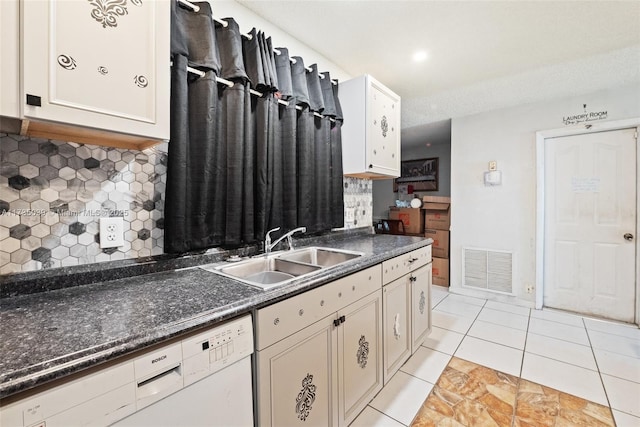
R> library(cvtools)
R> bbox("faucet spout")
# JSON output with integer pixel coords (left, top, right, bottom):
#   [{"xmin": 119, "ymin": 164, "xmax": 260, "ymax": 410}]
[{"xmin": 264, "ymin": 226, "xmax": 306, "ymax": 255}]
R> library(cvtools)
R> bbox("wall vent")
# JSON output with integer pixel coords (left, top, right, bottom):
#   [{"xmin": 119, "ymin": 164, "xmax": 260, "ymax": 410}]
[{"xmin": 462, "ymin": 248, "xmax": 513, "ymax": 294}]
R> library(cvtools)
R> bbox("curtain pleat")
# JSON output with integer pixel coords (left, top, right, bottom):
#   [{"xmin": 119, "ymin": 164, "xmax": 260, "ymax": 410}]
[
  {"xmin": 330, "ymin": 119, "xmax": 345, "ymax": 228},
  {"xmin": 243, "ymin": 28, "xmax": 266, "ymax": 91},
  {"xmin": 266, "ymin": 36, "xmax": 279, "ymax": 91},
  {"xmin": 290, "ymin": 56, "xmax": 310, "ymax": 106},
  {"xmin": 313, "ymin": 116, "xmax": 331, "ymax": 232},
  {"xmin": 296, "ymin": 108, "xmax": 315, "ymax": 231},
  {"xmin": 216, "ymin": 18, "xmax": 251, "ymax": 246},
  {"xmin": 242, "ymin": 84, "xmax": 256, "ymax": 243},
  {"xmin": 166, "ymin": 7, "xmax": 346, "ymax": 253},
  {"xmin": 274, "ymin": 47, "xmax": 293, "ymax": 98},
  {"xmin": 165, "ymin": 54, "xmax": 190, "ymax": 253},
  {"xmin": 254, "ymin": 97, "xmax": 269, "ymax": 240},
  {"xmin": 280, "ymin": 102, "xmax": 298, "ymax": 230},
  {"xmin": 171, "ymin": 1, "xmax": 220, "ymax": 71},
  {"xmin": 190, "ymin": 71, "xmax": 223, "ymax": 249},
  {"xmin": 219, "ymin": 83, "xmax": 247, "ymax": 245},
  {"xmin": 257, "ymin": 32, "xmax": 273, "ymax": 90},
  {"xmin": 267, "ymin": 97, "xmax": 284, "ymax": 233},
  {"xmin": 321, "ymin": 73, "xmax": 344, "ymax": 228},
  {"xmin": 306, "ymin": 64, "xmax": 325, "ymax": 112}
]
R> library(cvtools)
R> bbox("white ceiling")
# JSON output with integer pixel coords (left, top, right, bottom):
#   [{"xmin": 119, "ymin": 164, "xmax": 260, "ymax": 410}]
[{"xmin": 236, "ymin": 0, "xmax": 640, "ymax": 134}]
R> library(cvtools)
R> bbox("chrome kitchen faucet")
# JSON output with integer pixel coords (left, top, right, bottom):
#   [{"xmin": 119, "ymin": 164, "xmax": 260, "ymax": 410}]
[{"xmin": 264, "ymin": 227, "xmax": 307, "ymax": 255}]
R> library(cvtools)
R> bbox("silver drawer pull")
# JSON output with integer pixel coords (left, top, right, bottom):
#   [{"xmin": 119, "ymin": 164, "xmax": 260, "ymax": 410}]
[
  {"xmin": 299, "ymin": 309, "xmax": 304, "ymax": 316},
  {"xmin": 274, "ymin": 318, "xmax": 280, "ymax": 325}
]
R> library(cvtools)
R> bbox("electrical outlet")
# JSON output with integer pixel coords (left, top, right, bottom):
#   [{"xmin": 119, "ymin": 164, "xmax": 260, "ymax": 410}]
[
  {"xmin": 526, "ymin": 284, "xmax": 534, "ymax": 294},
  {"xmin": 99, "ymin": 217, "xmax": 124, "ymax": 249}
]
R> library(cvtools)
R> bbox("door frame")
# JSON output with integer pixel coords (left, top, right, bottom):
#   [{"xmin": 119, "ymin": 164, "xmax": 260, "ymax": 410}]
[{"xmin": 535, "ymin": 118, "xmax": 640, "ymax": 325}]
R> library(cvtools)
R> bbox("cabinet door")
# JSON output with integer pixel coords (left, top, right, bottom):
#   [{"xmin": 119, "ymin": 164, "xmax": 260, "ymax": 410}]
[
  {"xmin": 21, "ymin": 0, "xmax": 170, "ymax": 140},
  {"xmin": 0, "ymin": 0, "xmax": 19, "ymax": 118},
  {"xmin": 337, "ymin": 290, "xmax": 383, "ymax": 427},
  {"xmin": 257, "ymin": 316, "xmax": 338, "ymax": 427},
  {"xmin": 382, "ymin": 276, "xmax": 411, "ymax": 384},
  {"xmin": 411, "ymin": 264, "xmax": 432, "ymax": 354},
  {"xmin": 366, "ymin": 81, "xmax": 400, "ymax": 176}
]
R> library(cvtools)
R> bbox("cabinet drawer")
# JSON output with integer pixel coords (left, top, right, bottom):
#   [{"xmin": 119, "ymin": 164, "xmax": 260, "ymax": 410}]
[
  {"xmin": 382, "ymin": 246, "xmax": 432, "ymax": 284},
  {"xmin": 256, "ymin": 265, "xmax": 382, "ymax": 350}
]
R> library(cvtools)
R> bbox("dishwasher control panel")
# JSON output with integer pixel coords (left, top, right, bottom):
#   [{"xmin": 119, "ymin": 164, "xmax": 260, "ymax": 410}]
[
  {"xmin": 0, "ymin": 315, "xmax": 254, "ymax": 427},
  {"xmin": 182, "ymin": 315, "xmax": 253, "ymax": 386}
]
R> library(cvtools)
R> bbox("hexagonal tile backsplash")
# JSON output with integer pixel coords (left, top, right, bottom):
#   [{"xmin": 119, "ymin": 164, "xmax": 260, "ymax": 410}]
[
  {"xmin": 1, "ymin": 133, "xmax": 167, "ymax": 274},
  {"xmin": 0, "ymin": 133, "xmax": 373, "ymax": 274}
]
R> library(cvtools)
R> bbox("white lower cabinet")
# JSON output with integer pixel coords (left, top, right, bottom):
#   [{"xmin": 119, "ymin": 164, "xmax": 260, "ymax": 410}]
[
  {"xmin": 382, "ymin": 275, "xmax": 412, "ymax": 383},
  {"xmin": 256, "ymin": 266, "xmax": 383, "ymax": 427},
  {"xmin": 382, "ymin": 246, "xmax": 433, "ymax": 383},
  {"xmin": 338, "ymin": 291, "xmax": 383, "ymax": 425},
  {"xmin": 411, "ymin": 263, "xmax": 432, "ymax": 354},
  {"xmin": 257, "ymin": 315, "xmax": 338, "ymax": 427}
]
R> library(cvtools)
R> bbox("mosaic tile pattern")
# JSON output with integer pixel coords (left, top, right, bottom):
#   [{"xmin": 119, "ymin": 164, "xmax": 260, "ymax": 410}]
[
  {"xmin": 411, "ymin": 357, "xmax": 615, "ymax": 427},
  {"xmin": 343, "ymin": 177, "xmax": 373, "ymax": 229},
  {"xmin": 0, "ymin": 133, "xmax": 167, "ymax": 274},
  {"xmin": 1, "ymin": 133, "xmax": 372, "ymax": 274}
]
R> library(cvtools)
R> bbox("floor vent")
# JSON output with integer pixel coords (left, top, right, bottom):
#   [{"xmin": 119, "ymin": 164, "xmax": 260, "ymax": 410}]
[{"xmin": 463, "ymin": 248, "xmax": 513, "ymax": 294}]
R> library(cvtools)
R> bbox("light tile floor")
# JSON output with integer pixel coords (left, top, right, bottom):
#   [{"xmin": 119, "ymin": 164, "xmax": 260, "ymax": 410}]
[{"xmin": 350, "ymin": 285, "xmax": 640, "ymax": 426}]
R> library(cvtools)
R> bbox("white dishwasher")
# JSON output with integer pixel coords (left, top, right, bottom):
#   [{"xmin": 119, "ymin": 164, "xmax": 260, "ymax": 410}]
[{"xmin": 0, "ymin": 315, "xmax": 254, "ymax": 427}]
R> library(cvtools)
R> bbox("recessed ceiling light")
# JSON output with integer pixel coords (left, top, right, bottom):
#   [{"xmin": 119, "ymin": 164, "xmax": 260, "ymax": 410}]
[{"xmin": 413, "ymin": 51, "xmax": 428, "ymax": 62}]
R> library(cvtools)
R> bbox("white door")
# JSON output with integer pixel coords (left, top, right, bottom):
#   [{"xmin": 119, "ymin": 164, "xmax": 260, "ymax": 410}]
[{"xmin": 544, "ymin": 128, "xmax": 637, "ymax": 322}]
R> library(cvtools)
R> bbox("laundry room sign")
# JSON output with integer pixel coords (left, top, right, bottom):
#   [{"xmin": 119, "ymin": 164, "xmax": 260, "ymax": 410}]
[{"xmin": 562, "ymin": 104, "xmax": 608, "ymax": 125}]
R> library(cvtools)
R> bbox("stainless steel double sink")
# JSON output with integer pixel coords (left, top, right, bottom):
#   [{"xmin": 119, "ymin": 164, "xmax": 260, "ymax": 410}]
[{"xmin": 200, "ymin": 247, "xmax": 364, "ymax": 290}]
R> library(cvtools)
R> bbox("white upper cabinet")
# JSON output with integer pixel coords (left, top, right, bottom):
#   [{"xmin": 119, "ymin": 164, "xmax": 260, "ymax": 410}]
[
  {"xmin": 339, "ymin": 74, "xmax": 401, "ymax": 179},
  {"xmin": 18, "ymin": 0, "xmax": 170, "ymax": 147},
  {"xmin": 0, "ymin": 0, "xmax": 20, "ymax": 119}
]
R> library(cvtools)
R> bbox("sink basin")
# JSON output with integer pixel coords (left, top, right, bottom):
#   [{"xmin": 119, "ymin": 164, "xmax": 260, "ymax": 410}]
[
  {"xmin": 278, "ymin": 247, "xmax": 364, "ymax": 267},
  {"xmin": 201, "ymin": 257, "xmax": 321, "ymax": 290},
  {"xmin": 200, "ymin": 247, "xmax": 363, "ymax": 290}
]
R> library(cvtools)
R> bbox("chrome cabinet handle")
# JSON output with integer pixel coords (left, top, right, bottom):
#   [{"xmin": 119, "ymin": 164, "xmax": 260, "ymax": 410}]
[{"xmin": 624, "ymin": 233, "xmax": 634, "ymax": 241}]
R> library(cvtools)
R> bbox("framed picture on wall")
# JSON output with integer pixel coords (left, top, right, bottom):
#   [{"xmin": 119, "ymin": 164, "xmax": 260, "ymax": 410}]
[{"xmin": 393, "ymin": 157, "xmax": 438, "ymax": 192}]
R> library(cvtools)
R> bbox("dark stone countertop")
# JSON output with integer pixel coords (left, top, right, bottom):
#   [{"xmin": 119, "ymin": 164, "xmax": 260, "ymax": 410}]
[{"xmin": 0, "ymin": 231, "xmax": 431, "ymax": 399}]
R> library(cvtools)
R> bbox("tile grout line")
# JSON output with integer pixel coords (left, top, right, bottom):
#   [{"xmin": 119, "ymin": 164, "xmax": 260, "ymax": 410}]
[
  {"xmin": 510, "ymin": 307, "xmax": 532, "ymax": 427},
  {"xmin": 366, "ymin": 404, "xmax": 409, "ymax": 427},
  {"xmin": 583, "ymin": 316, "xmax": 616, "ymax": 422}
]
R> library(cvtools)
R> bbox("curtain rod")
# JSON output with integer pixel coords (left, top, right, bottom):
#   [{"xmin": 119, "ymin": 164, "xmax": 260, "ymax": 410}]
[
  {"xmin": 178, "ymin": 0, "xmax": 228, "ymax": 26},
  {"xmin": 182, "ymin": 68, "xmax": 335, "ymax": 120},
  {"xmin": 169, "ymin": 61, "xmax": 234, "ymax": 88},
  {"xmin": 170, "ymin": 65, "xmax": 334, "ymax": 120}
]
